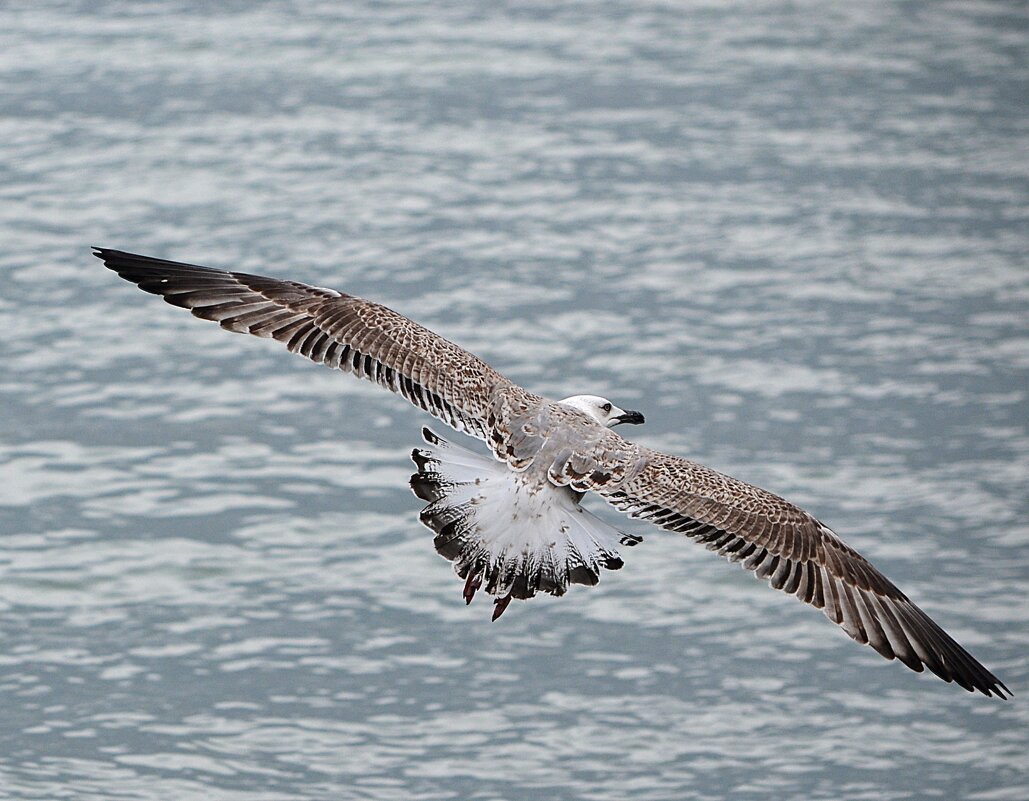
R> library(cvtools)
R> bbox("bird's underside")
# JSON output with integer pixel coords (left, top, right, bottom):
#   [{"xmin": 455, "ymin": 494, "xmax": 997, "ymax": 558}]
[{"xmin": 93, "ymin": 247, "xmax": 1010, "ymax": 699}]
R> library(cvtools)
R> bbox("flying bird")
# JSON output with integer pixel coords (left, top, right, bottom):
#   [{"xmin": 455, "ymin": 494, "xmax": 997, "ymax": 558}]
[{"xmin": 93, "ymin": 247, "xmax": 1010, "ymax": 698}]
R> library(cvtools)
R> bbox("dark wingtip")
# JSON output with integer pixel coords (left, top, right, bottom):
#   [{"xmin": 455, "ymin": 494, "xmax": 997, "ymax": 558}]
[
  {"xmin": 91, "ymin": 247, "xmax": 151, "ymax": 276},
  {"xmin": 986, "ymin": 678, "xmax": 1012, "ymax": 700},
  {"xmin": 92, "ymin": 246, "xmax": 127, "ymax": 262},
  {"xmin": 90, "ymin": 248, "xmax": 223, "ymax": 280},
  {"xmin": 491, "ymin": 595, "xmax": 513, "ymax": 621}
]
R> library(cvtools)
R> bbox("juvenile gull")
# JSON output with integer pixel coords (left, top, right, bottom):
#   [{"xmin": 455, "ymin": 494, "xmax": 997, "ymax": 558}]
[{"xmin": 94, "ymin": 248, "xmax": 1010, "ymax": 698}]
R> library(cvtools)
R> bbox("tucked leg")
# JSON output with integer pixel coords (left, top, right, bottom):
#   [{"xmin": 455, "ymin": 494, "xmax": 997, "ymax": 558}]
[
  {"xmin": 463, "ymin": 571, "xmax": 481, "ymax": 605},
  {"xmin": 492, "ymin": 594, "xmax": 513, "ymax": 621}
]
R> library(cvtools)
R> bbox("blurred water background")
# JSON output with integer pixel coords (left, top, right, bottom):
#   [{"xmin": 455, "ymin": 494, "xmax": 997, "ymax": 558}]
[{"xmin": 1, "ymin": 2, "xmax": 1027, "ymax": 799}]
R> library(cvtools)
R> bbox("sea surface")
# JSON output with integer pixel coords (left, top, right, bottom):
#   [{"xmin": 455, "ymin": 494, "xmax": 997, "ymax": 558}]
[{"xmin": 1, "ymin": 2, "xmax": 1027, "ymax": 799}]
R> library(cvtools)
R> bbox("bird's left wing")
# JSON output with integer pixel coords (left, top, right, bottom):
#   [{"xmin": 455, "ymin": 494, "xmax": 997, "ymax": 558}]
[
  {"xmin": 596, "ymin": 445, "xmax": 1009, "ymax": 698},
  {"xmin": 94, "ymin": 248, "xmax": 512, "ymax": 439}
]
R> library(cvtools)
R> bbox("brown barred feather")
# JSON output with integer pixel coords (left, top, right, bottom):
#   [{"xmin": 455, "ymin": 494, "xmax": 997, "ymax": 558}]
[
  {"xmin": 94, "ymin": 248, "xmax": 510, "ymax": 440},
  {"xmin": 599, "ymin": 447, "xmax": 1009, "ymax": 698}
]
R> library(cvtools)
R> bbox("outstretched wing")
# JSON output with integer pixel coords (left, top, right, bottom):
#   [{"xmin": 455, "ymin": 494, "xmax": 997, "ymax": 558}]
[
  {"xmin": 94, "ymin": 248, "xmax": 512, "ymax": 439},
  {"xmin": 600, "ymin": 447, "xmax": 1009, "ymax": 698}
]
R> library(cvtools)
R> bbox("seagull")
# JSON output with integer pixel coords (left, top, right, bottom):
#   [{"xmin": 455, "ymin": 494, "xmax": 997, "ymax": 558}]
[{"xmin": 93, "ymin": 247, "xmax": 1010, "ymax": 698}]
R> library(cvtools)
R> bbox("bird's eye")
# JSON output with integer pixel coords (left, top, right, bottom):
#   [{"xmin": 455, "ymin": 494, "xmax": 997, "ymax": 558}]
[{"xmin": 601, "ymin": 402, "xmax": 612, "ymax": 413}]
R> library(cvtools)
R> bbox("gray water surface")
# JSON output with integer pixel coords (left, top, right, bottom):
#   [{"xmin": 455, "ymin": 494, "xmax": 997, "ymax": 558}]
[{"xmin": 1, "ymin": 2, "xmax": 1027, "ymax": 799}]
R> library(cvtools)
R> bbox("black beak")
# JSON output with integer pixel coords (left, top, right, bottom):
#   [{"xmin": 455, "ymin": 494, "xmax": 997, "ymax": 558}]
[{"xmin": 613, "ymin": 410, "xmax": 645, "ymax": 426}]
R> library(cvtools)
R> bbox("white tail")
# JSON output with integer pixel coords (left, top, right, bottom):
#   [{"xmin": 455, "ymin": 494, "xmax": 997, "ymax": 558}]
[{"xmin": 410, "ymin": 428, "xmax": 639, "ymax": 615}]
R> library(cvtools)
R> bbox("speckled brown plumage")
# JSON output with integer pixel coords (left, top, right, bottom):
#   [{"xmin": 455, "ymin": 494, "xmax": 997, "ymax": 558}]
[
  {"xmin": 600, "ymin": 447, "xmax": 1009, "ymax": 698},
  {"xmin": 95, "ymin": 247, "xmax": 1009, "ymax": 699},
  {"xmin": 94, "ymin": 248, "xmax": 509, "ymax": 439}
]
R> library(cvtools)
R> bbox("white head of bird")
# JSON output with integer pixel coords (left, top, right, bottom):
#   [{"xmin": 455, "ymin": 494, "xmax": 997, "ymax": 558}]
[{"xmin": 557, "ymin": 394, "xmax": 645, "ymax": 427}]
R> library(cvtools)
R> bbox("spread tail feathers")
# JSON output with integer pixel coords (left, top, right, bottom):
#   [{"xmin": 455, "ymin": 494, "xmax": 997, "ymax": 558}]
[{"xmin": 410, "ymin": 427, "xmax": 639, "ymax": 615}]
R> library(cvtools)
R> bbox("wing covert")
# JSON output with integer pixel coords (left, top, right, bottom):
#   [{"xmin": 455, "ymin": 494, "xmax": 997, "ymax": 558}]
[
  {"xmin": 600, "ymin": 447, "xmax": 1009, "ymax": 698},
  {"xmin": 94, "ymin": 248, "xmax": 512, "ymax": 439}
]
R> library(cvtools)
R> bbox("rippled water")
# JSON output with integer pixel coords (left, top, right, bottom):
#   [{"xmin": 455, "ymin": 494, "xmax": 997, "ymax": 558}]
[{"xmin": 1, "ymin": 2, "xmax": 1027, "ymax": 799}]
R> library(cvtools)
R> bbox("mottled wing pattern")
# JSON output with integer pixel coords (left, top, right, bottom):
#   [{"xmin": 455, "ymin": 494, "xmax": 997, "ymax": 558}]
[
  {"xmin": 94, "ymin": 249, "xmax": 511, "ymax": 439},
  {"xmin": 486, "ymin": 395, "xmax": 647, "ymax": 491},
  {"xmin": 483, "ymin": 384, "xmax": 551, "ymax": 469},
  {"xmin": 601, "ymin": 448, "xmax": 1009, "ymax": 698},
  {"xmin": 541, "ymin": 413, "xmax": 647, "ymax": 493}
]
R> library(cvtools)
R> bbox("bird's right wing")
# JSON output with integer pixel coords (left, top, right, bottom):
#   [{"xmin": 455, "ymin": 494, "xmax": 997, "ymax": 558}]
[
  {"xmin": 94, "ymin": 248, "xmax": 515, "ymax": 439},
  {"xmin": 598, "ymin": 446, "xmax": 1009, "ymax": 698}
]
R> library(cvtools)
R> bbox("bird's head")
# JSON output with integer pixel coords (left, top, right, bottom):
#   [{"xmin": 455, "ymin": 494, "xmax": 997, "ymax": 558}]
[{"xmin": 558, "ymin": 394, "xmax": 645, "ymax": 428}]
